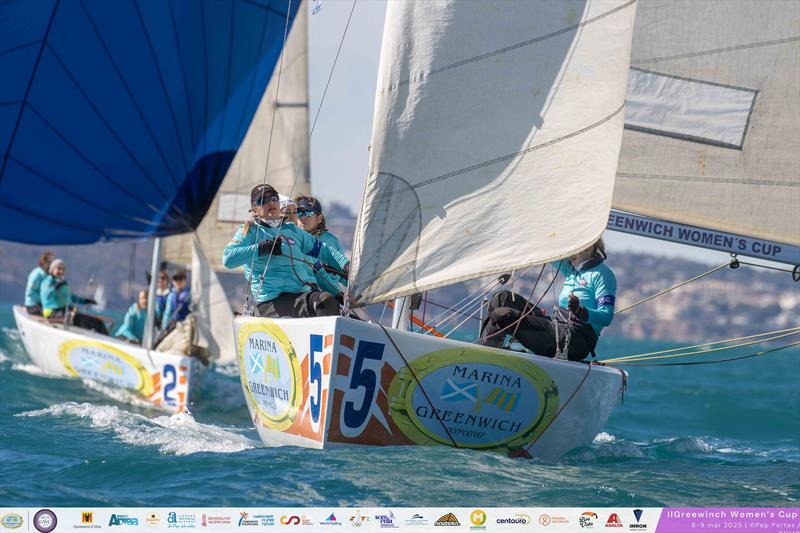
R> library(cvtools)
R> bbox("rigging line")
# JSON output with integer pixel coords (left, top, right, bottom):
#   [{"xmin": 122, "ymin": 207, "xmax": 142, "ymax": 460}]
[
  {"xmin": 78, "ymin": 0, "xmax": 181, "ymax": 190},
  {"xmin": 360, "ymin": 305, "xmax": 460, "ymax": 449},
  {"xmin": 0, "ymin": 0, "xmax": 60, "ymax": 185},
  {"xmin": 249, "ymin": 0, "xmax": 295, "ymax": 309},
  {"xmin": 615, "ymin": 260, "xmax": 733, "ymax": 315},
  {"xmin": 166, "ymin": 1, "xmax": 196, "ymax": 158},
  {"xmin": 44, "ymin": 45, "xmax": 172, "ymax": 205},
  {"xmin": 600, "ymin": 326, "xmax": 800, "ymax": 362},
  {"xmin": 604, "ymin": 330, "xmax": 800, "ymax": 364},
  {"xmin": 430, "ymin": 282, "xmax": 499, "ymax": 330},
  {"xmin": 249, "ymin": 0, "xmax": 356, "ymax": 310},
  {"xmin": 632, "ymin": 35, "xmax": 800, "ymax": 65},
  {"xmin": 477, "ymin": 261, "xmax": 562, "ymax": 344},
  {"xmin": 0, "ymin": 39, "xmax": 42, "ymax": 59},
  {"xmin": 386, "ymin": 0, "xmax": 637, "ymax": 92},
  {"xmin": 521, "ymin": 362, "xmax": 594, "ymax": 455},
  {"xmin": 427, "ymin": 272, "xmax": 516, "ymax": 327},
  {"xmin": 133, "ymin": 1, "xmax": 191, "ymax": 176},
  {"xmin": 511, "ymin": 263, "xmax": 547, "ymax": 340},
  {"xmin": 609, "ymin": 341, "xmax": 800, "ymax": 367}
]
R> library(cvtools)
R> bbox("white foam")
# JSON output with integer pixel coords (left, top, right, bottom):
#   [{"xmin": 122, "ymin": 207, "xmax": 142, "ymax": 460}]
[
  {"xmin": 18, "ymin": 402, "xmax": 259, "ymax": 456},
  {"xmin": 593, "ymin": 432, "xmax": 616, "ymax": 444},
  {"xmin": 0, "ymin": 351, "xmax": 9, "ymax": 363},
  {"xmin": 10, "ymin": 362, "xmax": 52, "ymax": 376},
  {"xmin": 212, "ymin": 362, "xmax": 240, "ymax": 377}
]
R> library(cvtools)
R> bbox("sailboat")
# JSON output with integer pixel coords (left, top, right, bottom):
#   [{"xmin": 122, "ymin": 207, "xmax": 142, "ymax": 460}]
[
  {"xmin": 232, "ymin": 0, "xmax": 638, "ymax": 459},
  {"xmin": 2, "ymin": 0, "xmax": 303, "ymax": 412}
]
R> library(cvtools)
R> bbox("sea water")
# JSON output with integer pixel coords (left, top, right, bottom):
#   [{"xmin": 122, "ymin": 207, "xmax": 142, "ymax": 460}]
[{"xmin": 0, "ymin": 304, "xmax": 797, "ymax": 507}]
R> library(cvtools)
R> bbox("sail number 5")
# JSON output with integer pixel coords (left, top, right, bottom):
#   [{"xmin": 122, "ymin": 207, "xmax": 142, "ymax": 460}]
[{"xmin": 343, "ymin": 340, "xmax": 385, "ymax": 430}]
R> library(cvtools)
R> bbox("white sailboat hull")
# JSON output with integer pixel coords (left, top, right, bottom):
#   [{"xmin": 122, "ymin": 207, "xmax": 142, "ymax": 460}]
[
  {"xmin": 234, "ymin": 315, "xmax": 626, "ymax": 460},
  {"xmin": 13, "ymin": 306, "xmax": 202, "ymax": 413}
]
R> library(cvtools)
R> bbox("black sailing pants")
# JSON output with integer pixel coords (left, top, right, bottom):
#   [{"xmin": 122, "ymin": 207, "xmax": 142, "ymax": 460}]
[
  {"xmin": 256, "ymin": 290, "xmax": 339, "ymax": 318},
  {"xmin": 478, "ymin": 290, "xmax": 597, "ymax": 361}
]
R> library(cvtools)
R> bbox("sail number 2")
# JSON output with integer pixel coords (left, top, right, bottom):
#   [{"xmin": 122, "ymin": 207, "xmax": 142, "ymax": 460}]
[{"xmin": 343, "ymin": 340, "xmax": 386, "ymax": 430}]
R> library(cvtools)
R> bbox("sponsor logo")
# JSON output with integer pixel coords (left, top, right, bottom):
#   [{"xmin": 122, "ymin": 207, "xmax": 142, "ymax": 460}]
[
  {"xmin": 606, "ymin": 513, "xmax": 623, "ymax": 528},
  {"xmin": 109, "ymin": 514, "xmax": 138, "ymax": 527},
  {"xmin": 580, "ymin": 512, "xmax": 598, "ymax": 529},
  {"xmin": 1, "ymin": 514, "xmax": 23, "ymax": 530},
  {"xmin": 434, "ymin": 513, "xmax": 460, "ymax": 527},
  {"xmin": 374, "ymin": 512, "xmax": 398, "ymax": 529},
  {"xmin": 238, "ymin": 323, "xmax": 303, "ymax": 431},
  {"xmin": 73, "ymin": 512, "xmax": 101, "ymax": 530},
  {"xmin": 253, "ymin": 515, "xmax": 274, "ymax": 526},
  {"xmin": 496, "ymin": 514, "xmax": 531, "ymax": 526},
  {"xmin": 280, "ymin": 516, "xmax": 301, "ymax": 525},
  {"xmin": 320, "ymin": 513, "xmax": 342, "ymax": 526},
  {"xmin": 629, "ymin": 509, "xmax": 647, "ymax": 530},
  {"xmin": 349, "ymin": 510, "xmax": 370, "ymax": 528},
  {"xmin": 238, "ymin": 512, "xmax": 259, "ymax": 527},
  {"xmin": 200, "ymin": 514, "xmax": 231, "ymax": 527},
  {"xmin": 404, "ymin": 514, "xmax": 428, "ymax": 527},
  {"xmin": 388, "ymin": 350, "xmax": 559, "ymax": 449},
  {"xmin": 59, "ymin": 340, "xmax": 154, "ymax": 395},
  {"xmin": 146, "ymin": 513, "xmax": 161, "ymax": 527},
  {"xmin": 33, "ymin": 510, "xmax": 57, "ymax": 533},
  {"xmin": 470, "ymin": 510, "xmax": 487, "ymax": 531},
  {"xmin": 167, "ymin": 512, "xmax": 196, "ymax": 529},
  {"xmin": 539, "ymin": 514, "xmax": 569, "ymax": 526}
]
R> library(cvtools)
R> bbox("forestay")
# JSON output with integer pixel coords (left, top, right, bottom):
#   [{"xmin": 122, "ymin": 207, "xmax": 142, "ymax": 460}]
[
  {"xmin": 0, "ymin": 0, "xmax": 301, "ymax": 245},
  {"xmin": 349, "ymin": 0, "xmax": 637, "ymax": 305},
  {"xmin": 162, "ymin": 3, "xmax": 310, "ymax": 270},
  {"xmin": 614, "ymin": 0, "xmax": 800, "ymax": 256}
]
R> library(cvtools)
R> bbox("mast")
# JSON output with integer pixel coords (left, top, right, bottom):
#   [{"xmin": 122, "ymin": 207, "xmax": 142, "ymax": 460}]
[
  {"xmin": 143, "ymin": 238, "xmax": 162, "ymax": 350},
  {"xmin": 391, "ymin": 296, "xmax": 411, "ymax": 331}
]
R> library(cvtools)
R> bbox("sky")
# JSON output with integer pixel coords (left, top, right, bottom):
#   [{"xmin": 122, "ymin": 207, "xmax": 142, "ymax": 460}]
[{"xmin": 303, "ymin": 0, "xmax": 745, "ymax": 266}]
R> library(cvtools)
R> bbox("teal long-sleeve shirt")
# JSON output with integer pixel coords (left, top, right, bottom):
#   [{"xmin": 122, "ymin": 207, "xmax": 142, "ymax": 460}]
[
  {"xmin": 555, "ymin": 259, "xmax": 617, "ymax": 335},
  {"xmin": 114, "ymin": 303, "xmax": 146, "ymax": 343},
  {"xmin": 311, "ymin": 230, "xmax": 348, "ymax": 293},
  {"xmin": 223, "ymin": 221, "xmax": 350, "ymax": 303},
  {"xmin": 40, "ymin": 275, "xmax": 87, "ymax": 314},
  {"xmin": 24, "ymin": 266, "xmax": 48, "ymax": 306}
]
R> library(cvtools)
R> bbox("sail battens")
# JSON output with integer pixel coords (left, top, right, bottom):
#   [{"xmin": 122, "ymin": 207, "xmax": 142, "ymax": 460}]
[
  {"xmin": 614, "ymin": 0, "xmax": 800, "ymax": 250},
  {"xmin": 631, "ymin": 35, "xmax": 800, "ymax": 65},
  {"xmin": 350, "ymin": 0, "xmax": 637, "ymax": 305}
]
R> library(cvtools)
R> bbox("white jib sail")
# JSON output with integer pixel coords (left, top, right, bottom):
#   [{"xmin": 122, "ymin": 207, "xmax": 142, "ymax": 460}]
[
  {"xmin": 349, "ymin": 0, "xmax": 637, "ymax": 305},
  {"xmin": 614, "ymin": 0, "xmax": 800, "ymax": 246},
  {"xmin": 191, "ymin": 240, "xmax": 236, "ymax": 364},
  {"xmin": 163, "ymin": 1, "xmax": 311, "ymax": 270}
]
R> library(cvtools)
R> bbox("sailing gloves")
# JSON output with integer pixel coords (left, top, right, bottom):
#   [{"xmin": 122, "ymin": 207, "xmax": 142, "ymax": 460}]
[
  {"xmin": 568, "ymin": 293, "xmax": 589, "ymax": 322},
  {"xmin": 258, "ymin": 236, "xmax": 284, "ymax": 257}
]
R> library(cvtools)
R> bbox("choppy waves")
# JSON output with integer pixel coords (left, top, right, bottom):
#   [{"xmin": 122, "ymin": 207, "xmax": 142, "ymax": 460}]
[{"xmin": 18, "ymin": 402, "xmax": 258, "ymax": 456}]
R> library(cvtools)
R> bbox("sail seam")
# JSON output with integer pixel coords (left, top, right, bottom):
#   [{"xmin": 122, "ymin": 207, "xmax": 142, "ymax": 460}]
[
  {"xmin": 393, "ymin": 103, "xmax": 626, "ymax": 195},
  {"xmin": 77, "ymin": 0, "xmax": 181, "ymax": 190},
  {"xmin": 133, "ymin": 1, "xmax": 192, "ymax": 177},
  {"xmin": 44, "ymin": 44, "xmax": 172, "ymax": 204},
  {"xmin": 383, "ymin": 0, "xmax": 637, "ymax": 92},
  {"xmin": 632, "ymin": 35, "xmax": 800, "ymax": 64},
  {"xmin": 166, "ymin": 2, "xmax": 197, "ymax": 164},
  {"xmin": 0, "ymin": 199, "xmax": 110, "ymax": 238},
  {"xmin": 0, "ymin": 39, "xmax": 42, "ymax": 59},
  {"xmin": 0, "ymin": 0, "xmax": 59, "ymax": 185},
  {"xmin": 617, "ymin": 172, "xmax": 799, "ymax": 188}
]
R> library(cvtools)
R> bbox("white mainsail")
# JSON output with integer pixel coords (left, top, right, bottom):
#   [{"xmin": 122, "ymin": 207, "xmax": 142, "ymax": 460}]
[
  {"xmin": 163, "ymin": 2, "xmax": 311, "ymax": 270},
  {"xmin": 612, "ymin": 0, "xmax": 800, "ymax": 258},
  {"xmin": 349, "ymin": 0, "xmax": 637, "ymax": 305}
]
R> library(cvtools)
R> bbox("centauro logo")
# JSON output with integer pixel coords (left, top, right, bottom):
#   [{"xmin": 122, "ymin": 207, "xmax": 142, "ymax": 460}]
[
  {"xmin": 238, "ymin": 322, "xmax": 302, "ymax": 431},
  {"xmin": 388, "ymin": 348, "xmax": 559, "ymax": 449},
  {"xmin": 59, "ymin": 340, "xmax": 154, "ymax": 395}
]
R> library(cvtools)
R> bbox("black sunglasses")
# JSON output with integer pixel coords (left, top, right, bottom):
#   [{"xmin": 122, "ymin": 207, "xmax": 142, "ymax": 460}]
[{"xmin": 253, "ymin": 194, "xmax": 280, "ymax": 206}]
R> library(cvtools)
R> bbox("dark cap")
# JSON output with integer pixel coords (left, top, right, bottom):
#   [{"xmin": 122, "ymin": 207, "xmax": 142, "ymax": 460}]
[
  {"xmin": 251, "ymin": 184, "xmax": 278, "ymax": 206},
  {"xmin": 295, "ymin": 195, "xmax": 322, "ymax": 214}
]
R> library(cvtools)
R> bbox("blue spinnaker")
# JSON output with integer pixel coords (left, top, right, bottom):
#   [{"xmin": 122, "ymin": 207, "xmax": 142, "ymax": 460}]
[{"xmin": 0, "ymin": 0, "xmax": 300, "ymax": 244}]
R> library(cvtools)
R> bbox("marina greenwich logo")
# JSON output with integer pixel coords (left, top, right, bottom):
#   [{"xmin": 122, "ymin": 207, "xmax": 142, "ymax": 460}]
[{"xmin": 0, "ymin": 513, "xmax": 23, "ymax": 530}]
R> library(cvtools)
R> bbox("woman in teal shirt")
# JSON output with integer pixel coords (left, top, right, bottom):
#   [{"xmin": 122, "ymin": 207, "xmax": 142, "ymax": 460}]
[
  {"xmin": 294, "ymin": 195, "xmax": 348, "ymax": 293},
  {"xmin": 479, "ymin": 238, "xmax": 617, "ymax": 361},
  {"xmin": 41, "ymin": 258, "xmax": 107, "ymax": 335},
  {"xmin": 114, "ymin": 290, "xmax": 148, "ymax": 344},
  {"xmin": 24, "ymin": 251, "xmax": 54, "ymax": 315},
  {"xmin": 223, "ymin": 185, "xmax": 350, "ymax": 318}
]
